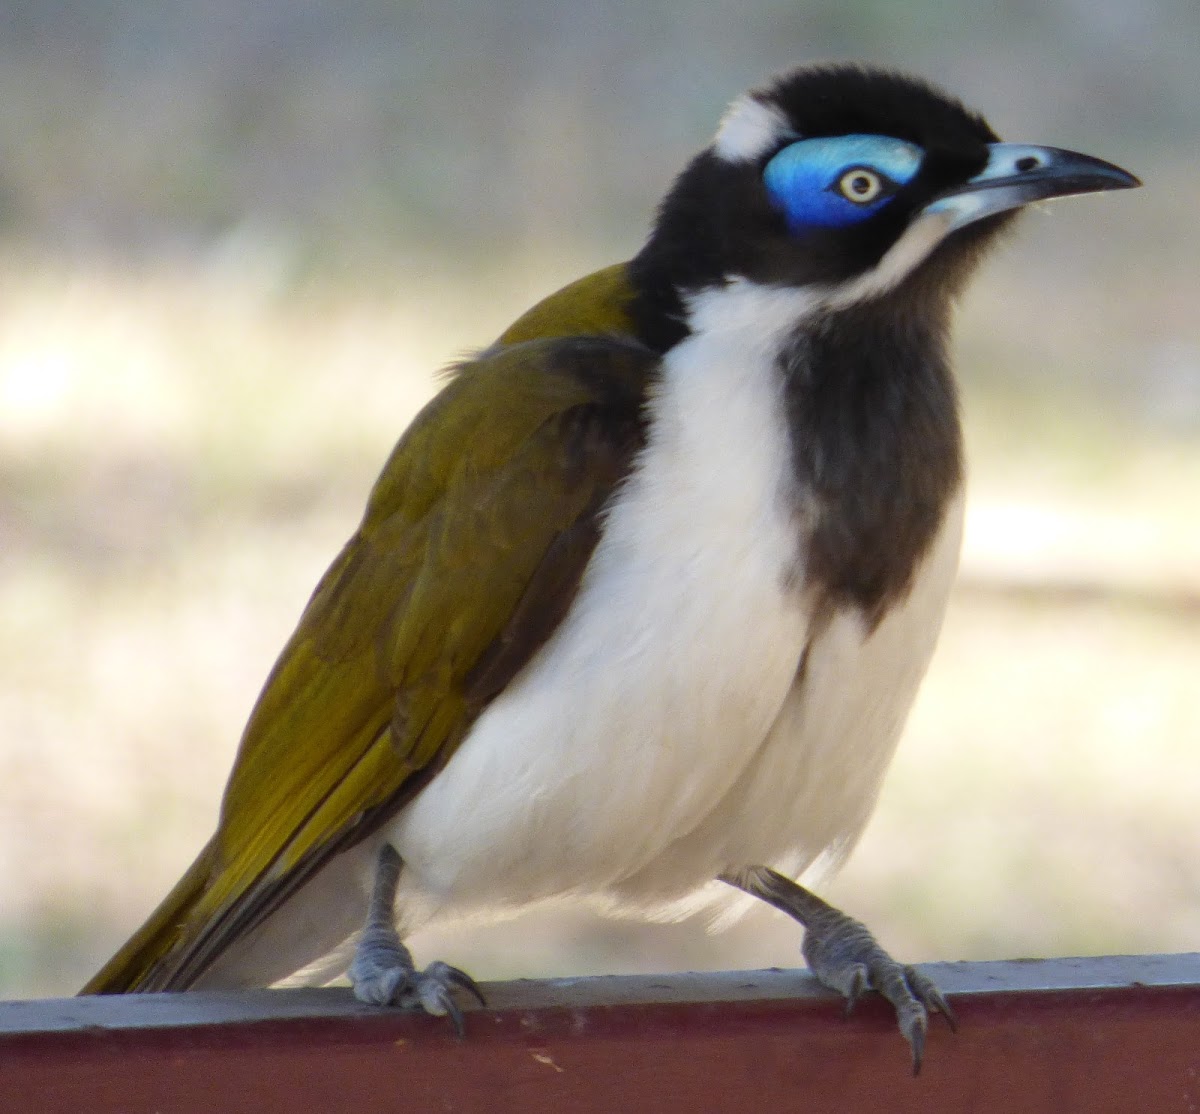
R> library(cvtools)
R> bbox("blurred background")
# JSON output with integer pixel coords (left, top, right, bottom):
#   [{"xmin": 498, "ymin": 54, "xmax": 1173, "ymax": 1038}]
[{"xmin": 1, "ymin": 1, "xmax": 1198, "ymax": 1000}]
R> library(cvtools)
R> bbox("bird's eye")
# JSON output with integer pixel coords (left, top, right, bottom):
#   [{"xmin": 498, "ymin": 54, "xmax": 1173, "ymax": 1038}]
[
  {"xmin": 763, "ymin": 135, "xmax": 922, "ymax": 231},
  {"xmin": 837, "ymin": 168, "xmax": 887, "ymax": 205}
]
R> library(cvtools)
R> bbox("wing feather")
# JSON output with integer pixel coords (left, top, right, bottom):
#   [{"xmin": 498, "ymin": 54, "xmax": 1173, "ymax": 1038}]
[{"xmin": 84, "ymin": 329, "xmax": 654, "ymax": 992}]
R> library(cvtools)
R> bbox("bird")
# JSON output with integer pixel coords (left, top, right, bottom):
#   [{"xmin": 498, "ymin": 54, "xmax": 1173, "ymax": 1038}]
[{"xmin": 82, "ymin": 63, "xmax": 1138, "ymax": 1072}]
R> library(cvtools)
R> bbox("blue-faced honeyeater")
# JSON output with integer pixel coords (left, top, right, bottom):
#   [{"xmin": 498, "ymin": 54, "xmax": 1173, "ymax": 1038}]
[{"xmin": 83, "ymin": 64, "xmax": 1138, "ymax": 1072}]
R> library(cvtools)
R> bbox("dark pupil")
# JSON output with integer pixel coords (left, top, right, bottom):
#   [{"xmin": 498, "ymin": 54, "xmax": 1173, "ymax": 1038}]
[{"xmin": 849, "ymin": 174, "xmax": 872, "ymax": 195}]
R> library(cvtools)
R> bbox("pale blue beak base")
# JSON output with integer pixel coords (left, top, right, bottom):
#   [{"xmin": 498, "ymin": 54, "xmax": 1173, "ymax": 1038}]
[{"xmin": 924, "ymin": 142, "xmax": 1141, "ymax": 232}]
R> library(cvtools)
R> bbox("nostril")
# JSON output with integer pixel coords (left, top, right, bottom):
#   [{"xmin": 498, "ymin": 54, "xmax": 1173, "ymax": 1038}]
[{"xmin": 1015, "ymin": 156, "xmax": 1040, "ymax": 172}]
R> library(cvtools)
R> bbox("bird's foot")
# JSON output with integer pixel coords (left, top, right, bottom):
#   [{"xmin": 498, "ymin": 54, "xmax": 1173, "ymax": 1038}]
[
  {"xmin": 721, "ymin": 865, "xmax": 955, "ymax": 1074},
  {"xmin": 349, "ymin": 842, "xmax": 485, "ymax": 1036},
  {"xmin": 801, "ymin": 904, "xmax": 955, "ymax": 1075},
  {"xmin": 349, "ymin": 929, "xmax": 485, "ymax": 1037}
]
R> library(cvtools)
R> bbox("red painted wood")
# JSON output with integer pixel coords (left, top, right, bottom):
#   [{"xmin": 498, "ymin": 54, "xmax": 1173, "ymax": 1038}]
[{"xmin": 4, "ymin": 958, "xmax": 1199, "ymax": 1114}]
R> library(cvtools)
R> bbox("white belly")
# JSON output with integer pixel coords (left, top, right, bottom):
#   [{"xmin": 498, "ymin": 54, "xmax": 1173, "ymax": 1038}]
[
  {"xmin": 390, "ymin": 284, "xmax": 816, "ymax": 911},
  {"xmin": 389, "ymin": 281, "xmax": 962, "ymax": 923},
  {"xmin": 614, "ymin": 495, "xmax": 963, "ymax": 923}
]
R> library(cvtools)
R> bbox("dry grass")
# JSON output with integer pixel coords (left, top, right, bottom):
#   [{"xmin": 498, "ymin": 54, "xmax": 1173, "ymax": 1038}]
[{"xmin": 1, "ymin": 252, "xmax": 1197, "ymax": 999}]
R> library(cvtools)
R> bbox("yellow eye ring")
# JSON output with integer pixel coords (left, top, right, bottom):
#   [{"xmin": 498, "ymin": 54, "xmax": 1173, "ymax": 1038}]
[{"xmin": 837, "ymin": 167, "xmax": 885, "ymax": 204}]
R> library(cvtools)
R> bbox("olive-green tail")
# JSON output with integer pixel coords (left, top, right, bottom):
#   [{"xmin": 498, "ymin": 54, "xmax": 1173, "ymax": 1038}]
[{"xmin": 79, "ymin": 840, "xmax": 216, "ymax": 994}]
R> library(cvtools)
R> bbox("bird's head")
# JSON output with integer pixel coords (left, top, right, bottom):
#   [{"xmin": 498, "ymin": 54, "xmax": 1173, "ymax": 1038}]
[{"xmin": 632, "ymin": 65, "xmax": 1138, "ymax": 342}]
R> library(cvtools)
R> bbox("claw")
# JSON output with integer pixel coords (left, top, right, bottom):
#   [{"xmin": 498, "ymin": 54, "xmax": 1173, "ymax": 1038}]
[
  {"xmin": 935, "ymin": 996, "xmax": 958, "ymax": 1033},
  {"xmin": 843, "ymin": 965, "xmax": 867, "ymax": 1018},
  {"xmin": 431, "ymin": 961, "xmax": 488, "ymax": 1008},
  {"xmin": 418, "ymin": 982, "xmax": 467, "ymax": 1039},
  {"xmin": 414, "ymin": 977, "xmax": 449, "ymax": 1017},
  {"xmin": 402, "ymin": 965, "xmax": 484, "ymax": 1038},
  {"xmin": 905, "ymin": 964, "xmax": 957, "ymax": 1032},
  {"xmin": 906, "ymin": 1012, "xmax": 927, "ymax": 1076}
]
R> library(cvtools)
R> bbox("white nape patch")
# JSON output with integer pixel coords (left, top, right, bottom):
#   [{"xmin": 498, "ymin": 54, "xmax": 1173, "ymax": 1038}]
[
  {"xmin": 824, "ymin": 208, "xmax": 956, "ymax": 309},
  {"xmin": 713, "ymin": 94, "xmax": 793, "ymax": 162},
  {"xmin": 386, "ymin": 279, "xmax": 821, "ymax": 919}
]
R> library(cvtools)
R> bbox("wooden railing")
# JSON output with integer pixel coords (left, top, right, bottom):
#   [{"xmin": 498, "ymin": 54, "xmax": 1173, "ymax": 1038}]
[{"xmin": 3, "ymin": 954, "xmax": 1198, "ymax": 1113}]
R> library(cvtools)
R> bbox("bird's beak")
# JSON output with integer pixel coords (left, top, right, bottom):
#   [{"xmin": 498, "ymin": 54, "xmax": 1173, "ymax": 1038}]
[
  {"xmin": 923, "ymin": 142, "xmax": 1141, "ymax": 232},
  {"xmin": 827, "ymin": 143, "xmax": 1139, "ymax": 307}
]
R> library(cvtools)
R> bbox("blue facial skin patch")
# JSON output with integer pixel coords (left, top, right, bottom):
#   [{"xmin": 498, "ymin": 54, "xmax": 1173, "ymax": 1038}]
[{"xmin": 763, "ymin": 135, "xmax": 924, "ymax": 232}]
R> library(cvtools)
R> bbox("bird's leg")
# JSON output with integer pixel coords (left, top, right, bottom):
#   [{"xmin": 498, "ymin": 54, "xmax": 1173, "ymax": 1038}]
[
  {"xmin": 721, "ymin": 865, "xmax": 955, "ymax": 1074},
  {"xmin": 348, "ymin": 843, "xmax": 485, "ymax": 1036}
]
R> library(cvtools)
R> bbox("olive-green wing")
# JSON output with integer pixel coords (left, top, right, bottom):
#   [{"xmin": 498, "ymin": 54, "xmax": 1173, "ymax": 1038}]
[{"xmin": 84, "ymin": 330, "xmax": 653, "ymax": 992}]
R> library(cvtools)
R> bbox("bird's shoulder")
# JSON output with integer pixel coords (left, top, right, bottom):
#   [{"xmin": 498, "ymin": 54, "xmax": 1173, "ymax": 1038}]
[{"xmin": 495, "ymin": 261, "xmax": 638, "ymax": 347}]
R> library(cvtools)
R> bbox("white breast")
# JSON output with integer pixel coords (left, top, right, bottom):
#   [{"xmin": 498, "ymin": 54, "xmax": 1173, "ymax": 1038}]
[{"xmin": 388, "ymin": 282, "xmax": 825, "ymax": 913}]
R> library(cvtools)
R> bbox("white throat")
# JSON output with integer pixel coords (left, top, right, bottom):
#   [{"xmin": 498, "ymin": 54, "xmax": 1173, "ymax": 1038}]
[{"xmin": 823, "ymin": 209, "xmax": 958, "ymax": 308}]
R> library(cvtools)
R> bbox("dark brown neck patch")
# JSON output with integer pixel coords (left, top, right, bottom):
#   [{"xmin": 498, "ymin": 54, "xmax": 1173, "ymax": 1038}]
[{"xmin": 783, "ymin": 293, "xmax": 963, "ymax": 629}]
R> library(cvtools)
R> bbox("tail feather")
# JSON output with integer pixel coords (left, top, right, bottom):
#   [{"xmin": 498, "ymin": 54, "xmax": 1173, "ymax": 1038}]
[{"xmin": 80, "ymin": 840, "xmax": 217, "ymax": 994}]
